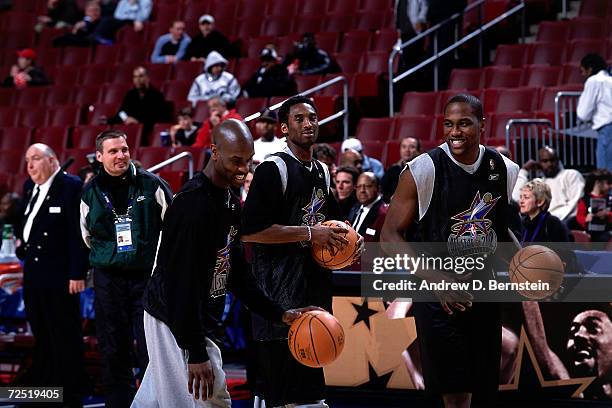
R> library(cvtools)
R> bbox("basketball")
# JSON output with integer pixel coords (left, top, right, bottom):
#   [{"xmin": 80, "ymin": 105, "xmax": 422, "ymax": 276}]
[
  {"xmin": 311, "ymin": 220, "xmax": 360, "ymax": 270},
  {"xmin": 288, "ymin": 310, "xmax": 345, "ymax": 368},
  {"xmin": 508, "ymin": 245, "xmax": 565, "ymax": 300}
]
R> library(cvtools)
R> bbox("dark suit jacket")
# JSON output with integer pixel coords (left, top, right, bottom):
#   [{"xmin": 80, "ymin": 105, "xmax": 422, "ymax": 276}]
[
  {"xmin": 17, "ymin": 172, "xmax": 89, "ymax": 289},
  {"xmin": 348, "ymin": 198, "xmax": 389, "ymax": 242}
]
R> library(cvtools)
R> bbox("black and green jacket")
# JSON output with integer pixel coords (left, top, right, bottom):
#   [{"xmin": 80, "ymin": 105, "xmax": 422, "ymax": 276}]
[{"xmin": 80, "ymin": 162, "xmax": 172, "ymax": 272}]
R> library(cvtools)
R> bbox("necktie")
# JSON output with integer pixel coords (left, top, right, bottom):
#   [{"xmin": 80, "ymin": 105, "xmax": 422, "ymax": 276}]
[
  {"xmin": 24, "ymin": 186, "xmax": 40, "ymax": 219},
  {"xmin": 353, "ymin": 206, "xmax": 364, "ymax": 231}
]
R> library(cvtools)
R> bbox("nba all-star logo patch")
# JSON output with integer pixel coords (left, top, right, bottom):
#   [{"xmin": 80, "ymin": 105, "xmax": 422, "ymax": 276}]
[
  {"xmin": 447, "ymin": 191, "xmax": 499, "ymax": 257},
  {"xmin": 302, "ymin": 187, "xmax": 326, "ymax": 226},
  {"xmin": 210, "ymin": 226, "xmax": 237, "ymax": 298}
]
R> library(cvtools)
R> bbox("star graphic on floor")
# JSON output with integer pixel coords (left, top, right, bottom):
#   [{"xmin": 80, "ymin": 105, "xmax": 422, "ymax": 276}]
[
  {"xmin": 356, "ymin": 361, "xmax": 395, "ymax": 389},
  {"xmin": 351, "ymin": 300, "xmax": 378, "ymax": 330}
]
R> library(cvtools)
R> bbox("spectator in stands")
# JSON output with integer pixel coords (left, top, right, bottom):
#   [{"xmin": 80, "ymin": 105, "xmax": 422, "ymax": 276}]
[
  {"xmin": 243, "ymin": 48, "xmax": 297, "ymax": 98},
  {"xmin": 169, "ymin": 106, "xmax": 201, "ymax": 147},
  {"xmin": 341, "ymin": 138, "xmax": 384, "ymax": 180},
  {"xmin": 150, "ymin": 20, "xmax": 191, "ymax": 64},
  {"xmin": 340, "ymin": 148, "xmax": 364, "ymax": 173},
  {"xmin": 192, "ymin": 97, "xmax": 242, "ymax": 149},
  {"xmin": 512, "ymin": 146, "xmax": 585, "ymax": 222},
  {"xmin": 577, "ymin": 53, "xmax": 612, "ymax": 171},
  {"xmin": 495, "ymin": 145, "xmax": 511, "ymax": 158},
  {"xmin": 77, "ymin": 165, "xmax": 96, "ymax": 185},
  {"xmin": 241, "ymin": 170, "xmax": 254, "ymax": 203},
  {"xmin": 348, "ymin": 172, "xmax": 388, "ymax": 242},
  {"xmin": 284, "ymin": 33, "xmax": 335, "ymax": 76},
  {"xmin": 0, "ymin": 192, "xmax": 21, "ymax": 233},
  {"xmin": 576, "ymin": 169, "xmax": 611, "ymax": 242},
  {"xmin": 253, "ymin": 109, "xmax": 285, "ymax": 164},
  {"xmin": 183, "ymin": 14, "xmax": 233, "ymax": 61},
  {"xmin": 395, "ymin": 0, "xmax": 428, "ymax": 89},
  {"xmin": 335, "ymin": 165, "xmax": 359, "ymax": 220},
  {"xmin": 313, "ymin": 143, "xmax": 337, "ymax": 179},
  {"xmin": 108, "ymin": 66, "xmax": 170, "ymax": 136},
  {"xmin": 187, "ymin": 51, "xmax": 241, "ymax": 107},
  {"xmin": 52, "ymin": 0, "xmax": 102, "ymax": 47},
  {"xmin": 92, "ymin": 0, "xmax": 152, "ymax": 44},
  {"xmin": 518, "ymin": 179, "xmax": 572, "ymax": 243},
  {"xmin": 381, "ymin": 136, "xmax": 421, "ymax": 202},
  {"xmin": 35, "ymin": 0, "xmax": 81, "ymax": 32},
  {"xmin": 80, "ymin": 130, "xmax": 172, "ymax": 407},
  {"xmin": 18, "ymin": 143, "xmax": 88, "ymax": 407},
  {"xmin": 2, "ymin": 49, "xmax": 50, "ymax": 88}
]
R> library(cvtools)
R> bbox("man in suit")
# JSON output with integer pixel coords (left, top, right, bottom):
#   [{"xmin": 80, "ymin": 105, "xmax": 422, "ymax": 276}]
[
  {"xmin": 348, "ymin": 172, "xmax": 388, "ymax": 242},
  {"xmin": 18, "ymin": 143, "xmax": 89, "ymax": 407}
]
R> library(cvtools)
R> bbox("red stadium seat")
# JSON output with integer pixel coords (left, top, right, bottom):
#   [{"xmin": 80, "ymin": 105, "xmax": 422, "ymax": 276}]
[
  {"xmin": 93, "ymin": 45, "xmax": 121, "ymax": 64},
  {"xmin": 0, "ymin": 12, "xmax": 36, "ymax": 30},
  {"xmin": 297, "ymin": 0, "xmax": 328, "ymax": 15},
  {"xmin": 493, "ymin": 44, "xmax": 530, "ymax": 68},
  {"xmin": 163, "ymin": 80, "xmax": 192, "ymax": 106},
  {"xmin": 355, "ymin": 118, "xmax": 393, "ymax": 142},
  {"xmin": 153, "ymin": 3, "xmax": 180, "ymax": 28},
  {"xmin": 61, "ymin": 47, "xmax": 92, "ymax": 65},
  {"xmin": 15, "ymin": 87, "xmax": 47, "ymax": 107},
  {"xmin": 102, "ymin": 83, "xmax": 131, "ymax": 105},
  {"xmin": 73, "ymin": 85, "xmax": 104, "ymax": 106},
  {"xmin": 392, "ymin": 115, "xmax": 434, "ymax": 141},
  {"xmin": 79, "ymin": 64, "xmax": 110, "ymax": 85},
  {"xmin": 193, "ymin": 101, "xmax": 210, "ymax": 122},
  {"xmin": 181, "ymin": 2, "xmax": 209, "ymax": 27},
  {"xmin": 168, "ymin": 147, "xmax": 203, "ymax": 171},
  {"xmin": 483, "ymin": 66, "xmax": 522, "ymax": 88},
  {"xmin": 292, "ymin": 15, "xmax": 323, "ymax": 35},
  {"xmin": 48, "ymin": 65, "xmax": 80, "ymax": 87},
  {"xmin": 571, "ymin": 230, "xmax": 592, "ymax": 243},
  {"xmin": 0, "ymin": 151, "xmax": 25, "ymax": 173},
  {"xmin": 529, "ymin": 42, "xmax": 565, "ymax": 65},
  {"xmin": 48, "ymin": 105, "xmax": 81, "ymax": 126},
  {"xmin": 72, "ymin": 125, "xmax": 109, "ymax": 149},
  {"xmin": 383, "ymin": 140, "xmax": 401, "ymax": 168},
  {"xmin": 448, "ymin": 68, "xmax": 482, "ymax": 90},
  {"xmin": 113, "ymin": 124, "xmax": 143, "ymax": 149},
  {"xmin": 36, "ymin": 47, "xmax": 61, "ymax": 67},
  {"xmin": 112, "ymin": 64, "xmax": 139, "ymax": 84},
  {"xmin": 19, "ymin": 108, "xmax": 48, "ymax": 128},
  {"xmin": 150, "ymin": 123, "xmax": 174, "ymax": 147},
  {"xmin": 61, "ymin": 149, "xmax": 95, "ymax": 174},
  {"xmin": 45, "ymin": 86, "xmax": 73, "ymax": 106},
  {"xmin": 315, "ymin": 32, "xmax": 340, "ymax": 54},
  {"xmin": 400, "ymin": 92, "xmax": 440, "ymax": 116},
  {"xmin": 360, "ymin": 140, "xmax": 385, "ymax": 161},
  {"xmin": 88, "ymin": 103, "xmax": 119, "ymax": 125},
  {"xmin": 234, "ymin": 18, "xmax": 263, "ymax": 39},
  {"xmin": 536, "ymin": 21, "xmax": 570, "ymax": 43},
  {"xmin": 265, "ymin": 0, "xmax": 295, "ymax": 17},
  {"xmin": 483, "ymin": 87, "xmax": 538, "ymax": 114},
  {"xmin": 235, "ymin": 98, "xmax": 267, "ymax": 119},
  {"xmin": 144, "ymin": 63, "xmax": 172, "ymax": 85},
  {"xmin": 328, "ymin": 0, "xmax": 359, "ymax": 14},
  {"xmin": 237, "ymin": 0, "xmax": 266, "ymax": 18},
  {"xmin": 318, "ymin": 74, "xmax": 351, "ymax": 97},
  {"xmin": 566, "ymin": 39, "xmax": 606, "ymax": 63},
  {"xmin": 353, "ymin": 72, "xmax": 377, "ymax": 97},
  {"xmin": 569, "ymin": 18, "xmax": 606, "ymax": 40},
  {"xmin": 340, "ymin": 31, "xmax": 372, "ymax": 53},
  {"xmin": 0, "ymin": 127, "xmax": 31, "ymax": 151},
  {"xmin": 0, "ymin": 89, "xmax": 15, "ymax": 107},
  {"xmin": 355, "ymin": 11, "xmax": 387, "ymax": 31},
  {"xmin": 536, "ymin": 84, "xmax": 583, "ymax": 113},
  {"xmin": 31, "ymin": 127, "xmax": 69, "ymax": 151},
  {"xmin": 360, "ymin": 51, "xmax": 388, "ymax": 74},
  {"xmin": 561, "ymin": 63, "xmax": 584, "ymax": 85},
  {"xmin": 371, "ymin": 29, "xmax": 398, "ymax": 51},
  {"xmin": 295, "ymin": 75, "xmax": 322, "ymax": 93},
  {"xmin": 521, "ymin": 65, "xmax": 562, "ymax": 87},
  {"xmin": 579, "ymin": 0, "xmax": 610, "ymax": 17},
  {"xmin": 119, "ymin": 44, "xmax": 147, "ymax": 64},
  {"xmin": 323, "ymin": 14, "xmax": 355, "ymax": 33},
  {"xmin": 485, "ymin": 112, "xmax": 531, "ymax": 140},
  {"xmin": 360, "ymin": 0, "xmax": 393, "ymax": 11},
  {"xmin": 233, "ymin": 58, "xmax": 261, "ymax": 85},
  {"xmin": 208, "ymin": 0, "xmax": 237, "ymax": 19},
  {"xmin": 246, "ymin": 37, "xmax": 276, "ymax": 58},
  {"xmin": 262, "ymin": 17, "xmax": 292, "ymax": 37},
  {"xmin": 174, "ymin": 61, "xmax": 204, "ymax": 81},
  {"xmin": 135, "ymin": 147, "xmax": 169, "ymax": 168},
  {"xmin": 0, "ymin": 107, "xmax": 19, "ymax": 127},
  {"xmin": 1, "ymin": 30, "xmax": 35, "ymax": 50}
]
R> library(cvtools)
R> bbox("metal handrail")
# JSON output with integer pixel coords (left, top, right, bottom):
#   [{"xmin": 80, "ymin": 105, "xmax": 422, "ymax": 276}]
[
  {"xmin": 147, "ymin": 151, "xmax": 194, "ymax": 179},
  {"xmin": 505, "ymin": 118, "xmax": 553, "ymax": 166},
  {"xmin": 243, "ymin": 75, "xmax": 349, "ymax": 140},
  {"xmin": 388, "ymin": 1, "xmax": 526, "ymax": 116},
  {"xmin": 554, "ymin": 91, "xmax": 597, "ymax": 168}
]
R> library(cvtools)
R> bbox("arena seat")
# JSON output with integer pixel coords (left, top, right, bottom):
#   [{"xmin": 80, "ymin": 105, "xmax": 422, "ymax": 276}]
[
  {"xmin": 72, "ymin": 125, "xmax": 109, "ymax": 149},
  {"xmin": 45, "ymin": 86, "xmax": 73, "ymax": 106},
  {"xmin": 61, "ymin": 48, "xmax": 92, "ymax": 66},
  {"xmin": 536, "ymin": 21, "xmax": 570, "ymax": 43},
  {"xmin": 529, "ymin": 42, "xmax": 565, "ymax": 65},
  {"xmin": 0, "ymin": 151, "xmax": 24, "ymax": 173},
  {"xmin": 15, "ymin": 87, "xmax": 47, "ymax": 108},
  {"xmin": 566, "ymin": 39, "xmax": 606, "ymax": 63},
  {"xmin": 48, "ymin": 105, "xmax": 81, "ymax": 127},
  {"xmin": 92, "ymin": 45, "xmax": 121, "ymax": 65},
  {"xmin": 355, "ymin": 118, "xmax": 393, "ymax": 142},
  {"xmin": 493, "ymin": 44, "xmax": 530, "ymax": 67},
  {"xmin": 73, "ymin": 86, "xmax": 104, "ymax": 106},
  {"xmin": 323, "ymin": 14, "xmax": 355, "ymax": 33},
  {"xmin": 340, "ymin": 31, "xmax": 372, "ymax": 54},
  {"xmin": 0, "ymin": 127, "xmax": 31, "ymax": 151},
  {"xmin": 371, "ymin": 28, "xmax": 398, "ymax": 52},
  {"xmin": 235, "ymin": 98, "xmax": 267, "ymax": 119},
  {"xmin": 521, "ymin": 65, "xmax": 562, "ymax": 87},
  {"xmin": 102, "ymin": 83, "xmax": 132, "ymax": 106},
  {"xmin": 448, "ymin": 68, "xmax": 483, "ymax": 90},
  {"xmin": 400, "ymin": 92, "xmax": 440, "ymax": 116},
  {"xmin": 113, "ymin": 124, "xmax": 143, "ymax": 149},
  {"xmin": 136, "ymin": 147, "xmax": 169, "ymax": 168},
  {"xmin": 173, "ymin": 61, "xmax": 204, "ymax": 81},
  {"xmin": 569, "ymin": 17, "xmax": 605, "ymax": 40},
  {"xmin": 18, "ymin": 107, "xmax": 48, "ymax": 128},
  {"xmin": 360, "ymin": 140, "xmax": 385, "ymax": 161},
  {"xmin": 262, "ymin": 17, "xmax": 292, "ymax": 37},
  {"xmin": 79, "ymin": 64, "xmax": 110, "ymax": 85},
  {"xmin": 32, "ymin": 127, "xmax": 70, "ymax": 152},
  {"xmin": 392, "ymin": 116, "xmax": 434, "ymax": 141},
  {"xmin": 483, "ymin": 66, "xmax": 523, "ymax": 88},
  {"xmin": 579, "ymin": 0, "xmax": 611, "ymax": 16}
]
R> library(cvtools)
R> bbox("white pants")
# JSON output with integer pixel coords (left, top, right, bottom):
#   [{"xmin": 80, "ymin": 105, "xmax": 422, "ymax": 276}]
[{"xmin": 132, "ymin": 311, "xmax": 231, "ymax": 408}]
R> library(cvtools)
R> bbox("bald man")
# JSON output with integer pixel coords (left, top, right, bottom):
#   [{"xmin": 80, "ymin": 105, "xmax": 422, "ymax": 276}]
[
  {"xmin": 18, "ymin": 144, "xmax": 89, "ymax": 407},
  {"xmin": 134, "ymin": 120, "xmax": 319, "ymax": 407}
]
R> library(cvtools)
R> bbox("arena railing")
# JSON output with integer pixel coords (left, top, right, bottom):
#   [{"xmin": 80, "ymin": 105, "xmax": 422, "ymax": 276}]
[
  {"xmin": 243, "ymin": 75, "xmax": 350, "ymax": 140},
  {"xmin": 388, "ymin": 0, "xmax": 526, "ymax": 116},
  {"xmin": 505, "ymin": 118, "xmax": 554, "ymax": 167},
  {"xmin": 147, "ymin": 150, "xmax": 194, "ymax": 179},
  {"xmin": 554, "ymin": 91, "xmax": 597, "ymax": 169}
]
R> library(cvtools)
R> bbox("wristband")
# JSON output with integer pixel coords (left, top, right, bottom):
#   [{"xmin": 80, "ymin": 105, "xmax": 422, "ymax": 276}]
[{"xmin": 306, "ymin": 226, "xmax": 312, "ymax": 242}]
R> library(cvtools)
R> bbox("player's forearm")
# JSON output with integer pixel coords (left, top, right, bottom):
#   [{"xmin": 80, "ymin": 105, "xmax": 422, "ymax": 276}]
[{"xmin": 241, "ymin": 224, "xmax": 310, "ymax": 244}]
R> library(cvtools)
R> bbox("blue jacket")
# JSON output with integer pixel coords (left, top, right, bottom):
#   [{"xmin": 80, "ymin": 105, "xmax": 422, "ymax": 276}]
[{"xmin": 151, "ymin": 33, "xmax": 191, "ymax": 63}]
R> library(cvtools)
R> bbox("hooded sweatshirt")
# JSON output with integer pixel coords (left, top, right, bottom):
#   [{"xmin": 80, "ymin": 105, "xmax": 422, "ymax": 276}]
[{"xmin": 187, "ymin": 51, "xmax": 241, "ymax": 107}]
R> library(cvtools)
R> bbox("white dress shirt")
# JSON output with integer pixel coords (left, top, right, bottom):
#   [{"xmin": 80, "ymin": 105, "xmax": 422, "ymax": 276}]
[
  {"xmin": 23, "ymin": 168, "xmax": 61, "ymax": 242},
  {"xmin": 577, "ymin": 69, "xmax": 612, "ymax": 130},
  {"xmin": 353, "ymin": 196, "xmax": 382, "ymax": 233}
]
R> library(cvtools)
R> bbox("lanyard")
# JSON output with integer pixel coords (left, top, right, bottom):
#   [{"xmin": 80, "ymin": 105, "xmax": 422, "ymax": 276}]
[
  {"xmin": 100, "ymin": 188, "xmax": 136, "ymax": 219},
  {"xmin": 521, "ymin": 212, "xmax": 548, "ymax": 244}
]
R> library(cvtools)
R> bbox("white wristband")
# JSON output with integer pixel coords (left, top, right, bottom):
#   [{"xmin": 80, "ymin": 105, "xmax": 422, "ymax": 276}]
[{"xmin": 306, "ymin": 226, "xmax": 312, "ymax": 242}]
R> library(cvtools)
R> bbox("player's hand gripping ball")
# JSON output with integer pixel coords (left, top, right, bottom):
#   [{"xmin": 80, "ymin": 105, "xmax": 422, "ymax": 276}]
[
  {"xmin": 311, "ymin": 220, "xmax": 360, "ymax": 270},
  {"xmin": 288, "ymin": 310, "xmax": 345, "ymax": 368}
]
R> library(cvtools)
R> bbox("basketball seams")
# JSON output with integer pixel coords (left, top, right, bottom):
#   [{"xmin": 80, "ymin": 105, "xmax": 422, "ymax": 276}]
[
  {"xmin": 292, "ymin": 314, "xmax": 310, "ymax": 362},
  {"xmin": 308, "ymin": 316, "xmax": 321, "ymax": 366},
  {"xmin": 509, "ymin": 246, "xmax": 564, "ymax": 299},
  {"xmin": 313, "ymin": 315, "xmax": 338, "ymax": 358}
]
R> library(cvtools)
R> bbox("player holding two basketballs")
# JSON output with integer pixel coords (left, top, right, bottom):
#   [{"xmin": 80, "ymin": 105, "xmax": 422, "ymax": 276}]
[{"xmin": 242, "ymin": 96, "xmax": 363, "ymax": 407}]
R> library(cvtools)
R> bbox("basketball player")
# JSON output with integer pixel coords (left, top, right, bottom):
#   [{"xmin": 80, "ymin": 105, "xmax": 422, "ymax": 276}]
[
  {"xmin": 241, "ymin": 96, "xmax": 363, "ymax": 407},
  {"xmin": 133, "ymin": 120, "xmax": 321, "ymax": 407},
  {"xmin": 381, "ymin": 94, "xmax": 520, "ymax": 408}
]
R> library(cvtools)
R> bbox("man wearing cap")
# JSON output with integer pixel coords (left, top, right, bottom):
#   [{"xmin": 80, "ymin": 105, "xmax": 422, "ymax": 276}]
[
  {"xmin": 253, "ymin": 109, "xmax": 286, "ymax": 164},
  {"xmin": 188, "ymin": 51, "xmax": 240, "ymax": 107},
  {"xmin": 183, "ymin": 14, "xmax": 233, "ymax": 61},
  {"xmin": 341, "ymin": 138, "xmax": 385, "ymax": 180},
  {"xmin": 2, "ymin": 49, "xmax": 50, "ymax": 88},
  {"xmin": 243, "ymin": 48, "xmax": 297, "ymax": 98},
  {"xmin": 150, "ymin": 20, "xmax": 191, "ymax": 64}
]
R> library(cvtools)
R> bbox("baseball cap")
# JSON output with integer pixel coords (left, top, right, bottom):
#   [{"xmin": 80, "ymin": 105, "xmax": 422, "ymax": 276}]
[
  {"xmin": 257, "ymin": 109, "xmax": 277, "ymax": 123},
  {"xmin": 259, "ymin": 48, "xmax": 278, "ymax": 61},
  {"xmin": 16, "ymin": 48, "xmax": 36, "ymax": 60},
  {"xmin": 341, "ymin": 138, "xmax": 363, "ymax": 152},
  {"xmin": 199, "ymin": 14, "xmax": 215, "ymax": 24}
]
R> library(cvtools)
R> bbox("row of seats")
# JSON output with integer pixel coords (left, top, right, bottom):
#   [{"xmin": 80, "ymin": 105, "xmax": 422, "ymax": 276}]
[
  {"xmin": 535, "ymin": 17, "xmax": 612, "ymax": 42},
  {"xmin": 493, "ymin": 39, "xmax": 612, "ymax": 67}
]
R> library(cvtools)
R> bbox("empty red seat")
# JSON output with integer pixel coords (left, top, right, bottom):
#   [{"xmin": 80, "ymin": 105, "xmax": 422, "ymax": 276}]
[
  {"xmin": 400, "ymin": 92, "xmax": 439, "ymax": 116},
  {"xmin": 318, "ymin": 74, "xmax": 351, "ymax": 97},
  {"xmin": 292, "ymin": 16, "xmax": 324, "ymax": 36},
  {"xmin": 181, "ymin": 1, "xmax": 209, "ymax": 26},
  {"xmin": 262, "ymin": 17, "xmax": 292, "ymax": 37},
  {"xmin": 36, "ymin": 47, "xmax": 61, "ymax": 67},
  {"xmin": 360, "ymin": 140, "xmax": 385, "ymax": 161},
  {"xmin": 48, "ymin": 105, "xmax": 81, "ymax": 126},
  {"xmin": 355, "ymin": 118, "xmax": 393, "ymax": 142},
  {"xmin": 485, "ymin": 112, "xmax": 531, "ymax": 140},
  {"xmin": 72, "ymin": 125, "xmax": 109, "ymax": 149},
  {"xmin": 45, "ymin": 86, "xmax": 73, "ymax": 106},
  {"xmin": 234, "ymin": 18, "xmax": 263, "ymax": 39},
  {"xmin": 0, "ymin": 108, "xmax": 19, "ymax": 127},
  {"xmin": 119, "ymin": 44, "xmax": 147, "ymax": 65},
  {"xmin": 483, "ymin": 87, "xmax": 538, "ymax": 114},
  {"xmin": 19, "ymin": 108, "xmax": 48, "ymax": 128},
  {"xmin": 323, "ymin": 14, "xmax": 355, "ymax": 33},
  {"xmin": 116, "ymin": 25, "xmax": 147, "ymax": 46},
  {"xmin": 265, "ymin": 0, "xmax": 295, "ymax": 16},
  {"xmin": 315, "ymin": 32, "xmax": 340, "ymax": 54},
  {"xmin": 150, "ymin": 123, "xmax": 174, "ymax": 147},
  {"xmin": 295, "ymin": 75, "xmax": 322, "ymax": 92},
  {"xmin": 352, "ymin": 72, "xmax": 376, "ymax": 97},
  {"xmin": 144, "ymin": 63, "xmax": 172, "ymax": 85},
  {"xmin": 561, "ymin": 63, "xmax": 584, "ymax": 85},
  {"xmin": 163, "ymin": 80, "xmax": 192, "ymax": 106},
  {"xmin": 566, "ymin": 39, "xmax": 606, "ymax": 63},
  {"xmin": 579, "ymin": 0, "xmax": 610, "ymax": 16},
  {"xmin": 0, "ymin": 151, "xmax": 25, "ymax": 173},
  {"xmin": 79, "ymin": 64, "xmax": 110, "ymax": 85},
  {"xmin": 536, "ymin": 84, "xmax": 583, "ymax": 113},
  {"xmin": 235, "ymin": 98, "xmax": 268, "ymax": 119},
  {"xmin": 360, "ymin": 0, "xmax": 392, "ymax": 11},
  {"xmin": 0, "ymin": 89, "xmax": 15, "ymax": 107},
  {"xmin": 193, "ymin": 101, "xmax": 210, "ymax": 122},
  {"xmin": 174, "ymin": 61, "xmax": 204, "ymax": 81},
  {"xmin": 93, "ymin": 45, "xmax": 121, "ymax": 64},
  {"xmin": 61, "ymin": 149, "xmax": 95, "ymax": 173},
  {"xmin": 521, "ymin": 65, "xmax": 562, "ymax": 87},
  {"xmin": 360, "ymin": 51, "xmax": 387, "ymax": 74},
  {"xmin": 234, "ymin": 58, "xmax": 262, "ymax": 85},
  {"xmin": 448, "ymin": 68, "xmax": 482, "ymax": 90},
  {"xmin": 493, "ymin": 44, "xmax": 530, "ymax": 68},
  {"xmin": 15, "ymin": 87, "xmax": 47, "ymax": 107},
  {"xmin": 483, "ymin": 66, "xmax": 523, "ymax": 88},
  {"xmin": 529, "ymin": 42, "xmax": 565, "ymax": 65},
  {"xmin": 297, "ymin": 0, "xmax": 328, "ymax": 15},
  {"xmin": 371, "ymin": 28, "xmax": 398, "ymax": 51},
  {"xmin": 112, "ymin": 124, "xmax": 143, "ymax": 149},
  {"xmin": 393, "ymin": 116, "xmax": 433, "ymax": 141},
  {"xmin": 1, "ymin": 30, "xmax": 35, "ymax": 50},
  {"xmin": 32, "ymin": 127, "xmax": 69, "ymax": 151},
  {"xmin": 168, "ymin": 147, "xmax": 203, "ymax": 171},
  {"xmin": 88, "ymin": 103, "xmax": 119, "ymax": 125},
  {"xmin": 355, "ymin": 10, "xmax": 387, "ymax": 31},
  {"xmin": 340, "ymin": 31, "xmax": 372, "ymax": 53},
  {"xmin": 569, "ymin": 17, "xmax": 605, "ymax": 40},
  {"xmin": 237, "ymin": 0, "xmax": 266, "ymax": 18},
  {"xmin": 571, "ymin": 230, "xmax": 592, "ymax": 243},
  {"xmin": 0, "ymin": 127, "xmax": 31, "ymax": 151},
  {"xmin": 103, "ymin": 83, "xmax": 131, "ymax": 105},
  {"xmin": 48, "ymin": 65, "xmax": 80, "ymax": 87},
  {"xmin": 136, "ymin": 147, "xmax": 169, "ymax": 168},
  {"xmin": 73, "ymin": 85, "xmax": 104, "ymax": 106},
  {"xmin": 112, "ymin": 64, "xmax": 139, "ymax": 84},
  {"xmin": 61, "ymin": 48, "xmax": 92, "ymax": 66},
  {"xmin": 536, "ymin": 21, "xmax": 570, "ymax": 42},
  {"xmin": 328, "ymin": 0, "xmax": 359, "ymax": 13}
]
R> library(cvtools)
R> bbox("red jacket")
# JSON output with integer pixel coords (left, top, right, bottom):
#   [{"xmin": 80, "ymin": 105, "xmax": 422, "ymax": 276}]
[{"xmin": 192, "ymin": 109, "xmax": 243, "ymax": 148}]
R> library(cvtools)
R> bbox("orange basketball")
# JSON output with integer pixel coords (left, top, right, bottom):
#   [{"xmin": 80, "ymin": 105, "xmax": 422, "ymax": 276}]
[
  {"xmin": 509, "ymin": 245, "xmax": 564, "ymax": 300},
  {"xmin": 288, "ymin": 310, "xmax": 345, "ymax": 368},
  {"xmin": 311, "ymin": 220, "xmax": 360, "ymax": 270}
]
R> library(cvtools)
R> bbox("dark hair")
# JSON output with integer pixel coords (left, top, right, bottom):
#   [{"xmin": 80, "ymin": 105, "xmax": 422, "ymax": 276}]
[
  {"xmin": 583, "ymin": 168, "xmax": 612, "ymax": 198},
  {"xmin": 444, "ymin": 93, "xmax": 483, "ymax": 121},
  {"xmin": 401, "ymin": 136, "xmax": 421, "ymax": 151},
  {"xmin": 277, "ymin": 96, "xmax": 318, "ymax": 126},
  {"xmin": 580, "ymin": 53, "xmax": 607, "ymax": 76},
  {"xmin": 178, "ymin": 106, "xmax": 193, "ymax": 117},
  {"xmin": 336, "ymin": 165, "xmax": 360, "ymax": 184},
  {"xmin": 313, "ymin": 143, "xmax": 337, "ymax": 161},
  {"xmin": 96, "ymin": 130, "xmax": 128, "ymax": 152}
]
